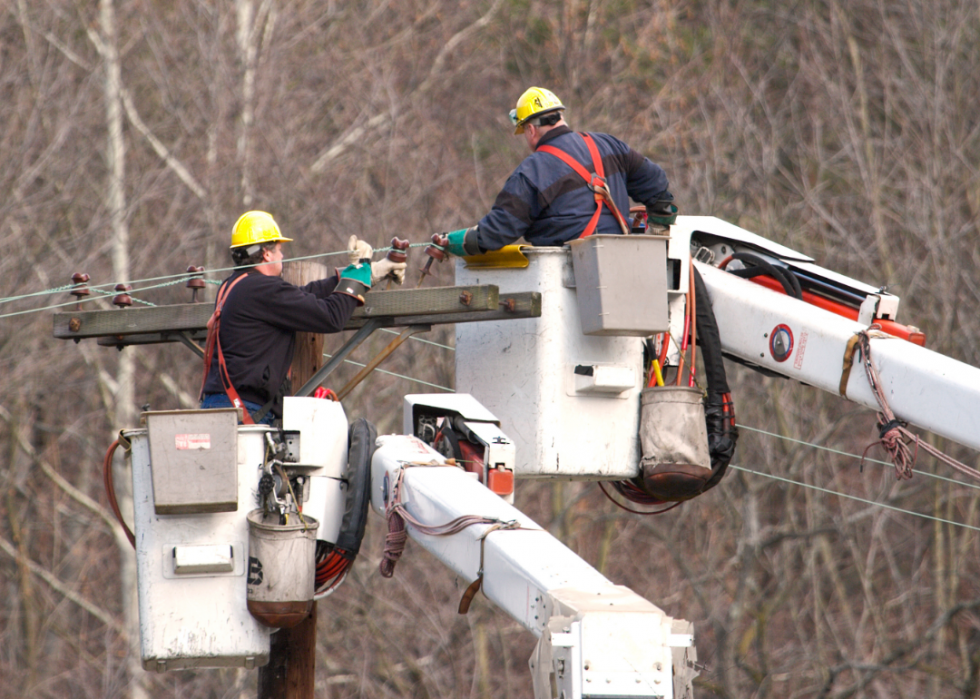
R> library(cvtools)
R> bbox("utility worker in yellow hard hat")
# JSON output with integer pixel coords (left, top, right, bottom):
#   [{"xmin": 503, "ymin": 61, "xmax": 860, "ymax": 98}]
[
  {"xmin": 439, "ymin": 87, "xmax": 676, "ymax": 256},
  {"xmin": 199, "ymin": 211, "xmax": 406, "ymax": 424}
]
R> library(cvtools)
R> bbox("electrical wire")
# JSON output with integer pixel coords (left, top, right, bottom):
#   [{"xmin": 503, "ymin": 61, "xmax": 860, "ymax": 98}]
[
  {"xmin": 0, "ymin": 242, "xmax": 432, "ymax": 314},
  {"xmin": 728, "ymin": 463, "xmax": 980, "ymax": 533},
  {"xmin": 321, "ymin": 352, "xmax": 453, "ymax": 391},
  {"xmin": 736, "ymin": 423, "xmax": 980, "ymax": 491},
  {"xmin": 378, "ymin": 327, "xmax": 454, "ymax": 351}
]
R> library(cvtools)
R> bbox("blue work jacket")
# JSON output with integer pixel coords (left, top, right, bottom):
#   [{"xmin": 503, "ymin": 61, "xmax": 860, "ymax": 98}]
[{"xmin": 474, "ymin": 126, "xmax": 672, "ymax": 250}]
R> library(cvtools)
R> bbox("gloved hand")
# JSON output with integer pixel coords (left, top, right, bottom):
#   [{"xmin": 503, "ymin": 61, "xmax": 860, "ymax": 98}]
[
  {"xmin": 371, "ymin": 257, "xmax": 407, "ymax": 285},
  {"xmin": 444, "ymin": 226, "xmax": 481, "ymax": 257},
  {"xmin": 646, "ymin": 200, "xmax": 678, "ymax": 228},
  {"xmin": 337, "ymin": 237, "xmax": 374, "ymax": 304},
  {"xmin": 347, "ymin": 235, "xmax": 373, "ymax": 264}
]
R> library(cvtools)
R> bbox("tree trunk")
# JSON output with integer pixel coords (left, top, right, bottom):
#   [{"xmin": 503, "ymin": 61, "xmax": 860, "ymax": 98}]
[{"xmin": 99, "ymin": 0, "xmax": 144, "ymax": 696}]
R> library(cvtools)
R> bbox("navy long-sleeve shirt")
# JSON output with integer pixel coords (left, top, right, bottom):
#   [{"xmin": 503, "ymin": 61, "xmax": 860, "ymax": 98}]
[{"xmin": 202, "ymin": 270, "xmax": 357, "ymax": 417}]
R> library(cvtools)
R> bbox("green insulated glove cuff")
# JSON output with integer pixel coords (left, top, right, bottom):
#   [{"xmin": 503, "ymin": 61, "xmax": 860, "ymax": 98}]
[
  {"xmin": 446, "ymin": 229, "xmax": 468, "ymax": 257},
  {"xmin": 338, "ymin": 263, "xmax": 372, "ymax": 303},
  {"xmin": 335, "ymin": 273, "xmax": 370, "ymax": 305},
  {"xmin": 339, "ymin": 262, "xmax": 372, "ymax": 287},
  {"xmin": 647, "ymin": 202, "xmax": 678, "ymax": 227},
  {"xmin": 447, "ymin": 226, "xmax": 482, "ymax": 257}
]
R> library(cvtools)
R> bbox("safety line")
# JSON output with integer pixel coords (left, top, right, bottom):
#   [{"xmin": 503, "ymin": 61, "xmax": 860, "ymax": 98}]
[
  {"xmin": 737, "ymin": 424, "xmax": 980, "ymax": 491},
  {"xmin": 728, "ymin": 464, "xmax": 980, "ymax": 533}
]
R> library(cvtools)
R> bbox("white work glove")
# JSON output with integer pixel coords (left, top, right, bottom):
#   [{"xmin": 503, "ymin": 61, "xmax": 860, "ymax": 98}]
[
  {"xmin": 371, "ymin": 258, "xmax": 407, "ymax": 285},
  {"xmin": 347, "ymin": 235, "xmax": 374, "ymax": 265}
]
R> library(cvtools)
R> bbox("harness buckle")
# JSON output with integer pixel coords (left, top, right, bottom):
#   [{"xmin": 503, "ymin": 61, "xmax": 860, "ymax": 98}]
[{"xmin": 587, "ymin": 172, "xmax": 608, "ymax": 194}]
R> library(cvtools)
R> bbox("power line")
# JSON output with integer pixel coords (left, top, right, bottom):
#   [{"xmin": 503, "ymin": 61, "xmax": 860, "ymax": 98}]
[
  {"xmin": 330, "ymin": 367, "xmax": 979, "ymax": 530},
  {"xmin": 13, "ymin": 249, "xmax": 979, "ymax": 530},
  {"xmin": 321, "ymin": 353, "xmax": 453, "ymax": 392},
  {"xmin": 737, "ymin": 423, "xmax": 980, "ymax": 491},
  {"xmin": 377, "ymin": 327, "xmax": 454, "ymax": 351},
  {"xmin": 728, "ymin": 463, "xmax": 980, "ymax": 533},
  {"xmin": 0, "ymin": 243, "xmax": 431, "ymax": 313},
  {"xmin": 332, "ymin": 364, "xmax": 979, "ymax": 529}
]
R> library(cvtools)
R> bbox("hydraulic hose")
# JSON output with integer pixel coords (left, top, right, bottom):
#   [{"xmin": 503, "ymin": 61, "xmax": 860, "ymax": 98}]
[
  {"xmin": 726, "ymin": 251, "xmax": 803, "ymax": 300},
  {"xmin": 314, "ymin": 418, "xmax": 377, "ymax": 598},
  {"xmin": 335, "ymin": 418, "xmax": 376, "ymax": 556},
  {"xmin": 692, "ymin": 267, "xmax": 738, "ymax": 493}
]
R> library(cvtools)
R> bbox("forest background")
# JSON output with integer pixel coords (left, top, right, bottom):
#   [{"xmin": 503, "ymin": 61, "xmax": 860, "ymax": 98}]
[{"xmin": 2, "ymin": 1, "xmax": 980, "ymax": 697}]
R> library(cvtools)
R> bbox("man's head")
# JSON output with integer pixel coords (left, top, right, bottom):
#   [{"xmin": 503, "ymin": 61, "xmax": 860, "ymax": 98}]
[
  {"xmin": 229, "ymin": 211, "xmax": 292, "ymax": 274},
  {"xmin": 509, "ymin": 86, "xmax": 566, "ymax": 149}
]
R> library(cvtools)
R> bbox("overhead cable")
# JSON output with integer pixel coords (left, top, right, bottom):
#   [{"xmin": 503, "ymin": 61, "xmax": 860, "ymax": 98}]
[{"xmin": 729, "ymin": 463, "xmax": 980, "ymax": 533}]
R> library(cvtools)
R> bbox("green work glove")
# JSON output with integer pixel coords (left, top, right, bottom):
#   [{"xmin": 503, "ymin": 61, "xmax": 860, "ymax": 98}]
[
  {"xmin": 445, "ymin": 226, "xmax": 481, "ymax": 257},
  {"xmin": 339, "ymin": 261, "xmax": 372, "ymax": 286},
  {"xmin": 647, "ymin": 201, "xmax": 678, "ymax": 228},
  {"xmin": 336, "ymin": 262, "xmax": 372, "ymax": 304}
]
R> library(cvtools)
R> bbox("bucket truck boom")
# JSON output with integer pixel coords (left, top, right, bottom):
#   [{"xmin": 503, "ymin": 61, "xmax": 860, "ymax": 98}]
[
  {"xmin": 371, "ymin": 433, "xmax": 697, "ymax": 699},
  {"xmin": 673, "ymin": 216, "xmax": 980, "ymax": 455}
]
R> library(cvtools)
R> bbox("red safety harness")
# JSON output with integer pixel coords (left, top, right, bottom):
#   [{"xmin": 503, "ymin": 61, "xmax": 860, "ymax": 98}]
[
  {"xmin": 537, "ymin": 132, "xmax": 631, "ymax": 238},
  {"xmin": 200, "ymin": 273, "xmax": 256, "ymax": 424}
]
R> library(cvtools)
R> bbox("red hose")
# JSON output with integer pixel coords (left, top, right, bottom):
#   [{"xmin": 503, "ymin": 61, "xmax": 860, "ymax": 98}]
[
  {"xmin": 103, "ymin": 440, "xmax": 136, "ymax": 548},
  {"xmin": 598, "ymin": 481, "xmax": 683, "ymax": 515}
]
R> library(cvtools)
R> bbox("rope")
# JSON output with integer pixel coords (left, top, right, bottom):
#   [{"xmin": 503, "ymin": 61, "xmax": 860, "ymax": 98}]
[
  {"xmin": 378, "ymin": 464, "xmax": 524, "ymax": 578},
  {"xmin": 852, "ymin": 327, "xmax": 980, "ymax": 483}
]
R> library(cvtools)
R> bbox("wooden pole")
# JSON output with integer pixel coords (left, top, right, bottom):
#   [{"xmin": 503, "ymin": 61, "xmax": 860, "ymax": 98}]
[{"xmin": 257, "ymin": 260, "xmax": 328, "ymax": 699}]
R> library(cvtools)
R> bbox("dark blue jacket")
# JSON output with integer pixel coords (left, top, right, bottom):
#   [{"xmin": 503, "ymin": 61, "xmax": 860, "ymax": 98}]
[{"xmin": 474, "ymin": 126, "xmax": 672, "ymax": 250}]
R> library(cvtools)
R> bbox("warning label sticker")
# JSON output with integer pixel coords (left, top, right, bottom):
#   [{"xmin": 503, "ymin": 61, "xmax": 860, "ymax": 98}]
[
  {"xmin": 793, "ymin": 331, "xmax": 809, "ymax": 371},
  {"xmin": 175, "ymin": 434, "xmax": 211, "ymax": 450}
]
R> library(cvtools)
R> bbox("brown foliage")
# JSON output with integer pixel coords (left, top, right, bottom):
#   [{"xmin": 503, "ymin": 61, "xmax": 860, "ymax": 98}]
[{"xmin": 1, "ymin": 1, "xmax": 980, "ymax": 697}]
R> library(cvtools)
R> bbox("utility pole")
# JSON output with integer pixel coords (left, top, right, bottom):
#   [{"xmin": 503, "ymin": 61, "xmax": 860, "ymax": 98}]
[{"xmin": 257, "ymin": 260, "xmax": 325, "ymax": 699}]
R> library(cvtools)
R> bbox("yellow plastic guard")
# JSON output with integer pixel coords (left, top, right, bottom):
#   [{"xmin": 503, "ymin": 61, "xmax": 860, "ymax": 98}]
[{"xmin": 463, "ymin": 245, "xmax": 530, "ymax": 269}]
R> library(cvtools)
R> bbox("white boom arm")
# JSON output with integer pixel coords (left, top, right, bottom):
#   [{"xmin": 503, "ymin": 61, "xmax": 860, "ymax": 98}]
[
  {"xmin": 697, "ymin": 262, "xmax": 980, "ymax": 452},
  {"xmin": 371, "ymin": 435, "xmax": 697, "ymax": 699},
  {"xmin": 670, "ymin": 215, "xmax": 980, "ymax": 454}
]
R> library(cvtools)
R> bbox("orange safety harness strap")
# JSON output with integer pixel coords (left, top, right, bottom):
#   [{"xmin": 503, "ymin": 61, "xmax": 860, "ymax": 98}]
[
  {"xmin": 537, "ymin": 132, "xmax": 631, "ymax": 238},
  {"xmin": 200, "ymin": 273, "xmax": 256, "ymax": 424}
]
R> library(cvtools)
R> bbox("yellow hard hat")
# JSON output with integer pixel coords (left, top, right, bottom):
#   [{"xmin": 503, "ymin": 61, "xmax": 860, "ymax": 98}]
[
  {"xmin": 508, "ymin": 87, "xmax": 565, "ymax": 135},
  {"xmin": 229, "ymin": 211, "xmax": 293, "ymax": 249}
]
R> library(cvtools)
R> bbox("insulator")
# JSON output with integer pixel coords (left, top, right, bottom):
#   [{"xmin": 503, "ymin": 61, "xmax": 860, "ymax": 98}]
[
  {"xmin": 112, "ymin": 283, "xmax": 133, "ymax": 308},
  {"xmin": 387, "ymin": 237, "xmax": 409, "ymax": 264}
]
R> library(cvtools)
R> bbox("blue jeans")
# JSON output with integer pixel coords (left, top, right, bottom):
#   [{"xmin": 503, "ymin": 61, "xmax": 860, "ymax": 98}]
[{"xmin": 200, "ymin": 393, "xmax": 275, "ymax": 425}]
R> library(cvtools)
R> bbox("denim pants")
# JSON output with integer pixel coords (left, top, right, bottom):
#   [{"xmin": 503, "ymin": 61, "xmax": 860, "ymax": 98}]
[{"xmin": 200, "ymin": 393, "xmax": 275, "ymax": 425}]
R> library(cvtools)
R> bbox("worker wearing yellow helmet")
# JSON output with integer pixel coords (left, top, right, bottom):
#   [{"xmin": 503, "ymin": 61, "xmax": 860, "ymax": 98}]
[
  {"xmin": 440, "ymin": 87, "xmax": 677, "ymax": 257},
  {"xmin": 199, "ymin": 211, "xmax": 406, "ymax": 424}
]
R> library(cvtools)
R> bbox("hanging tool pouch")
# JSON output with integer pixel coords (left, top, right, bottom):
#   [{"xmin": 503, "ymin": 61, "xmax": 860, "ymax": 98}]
[
  {"xmin": 636, "ymin": 267, "xmax": 738, "ymax": 501},
  {"xmin": 638, "ymin": 386, "xmax": 711, "ymax": 501}
]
